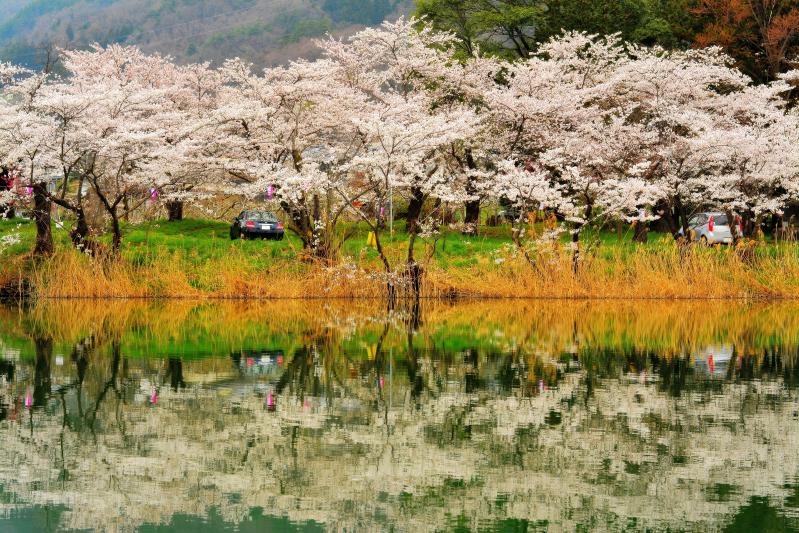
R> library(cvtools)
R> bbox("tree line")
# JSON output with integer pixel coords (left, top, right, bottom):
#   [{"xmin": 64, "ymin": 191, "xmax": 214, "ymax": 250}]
[
  {"xmin": 417, "ymin": 0, "xmax": 799, "ymax": 84},
  {"xmin": 1, "ymin": 18, "xmax": 799, "ymax": 296}
]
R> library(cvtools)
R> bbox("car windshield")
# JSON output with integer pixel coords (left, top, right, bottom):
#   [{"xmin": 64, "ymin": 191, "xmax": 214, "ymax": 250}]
[
  {"xmin": 243, "ymin": 211, "xmax": 278, "ymax": 223},
  {"xmin": 714, "ymin": 215, "xmax": 728, "ymax": 226}
]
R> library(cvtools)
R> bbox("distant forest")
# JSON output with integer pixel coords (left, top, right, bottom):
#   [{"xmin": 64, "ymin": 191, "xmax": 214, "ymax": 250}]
[
  {"xmin": 6, "ymin": 0, "xmax": 799, "ymax": 85},
  {"xmin": 0, "ymin": 0, "xmax": 411, "ymax": 68}
]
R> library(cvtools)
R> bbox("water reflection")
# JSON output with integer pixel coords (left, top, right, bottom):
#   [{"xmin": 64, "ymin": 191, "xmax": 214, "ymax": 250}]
[{"xmin": 0, "ymin": 300, "xmax": 798, "ymax": 532}]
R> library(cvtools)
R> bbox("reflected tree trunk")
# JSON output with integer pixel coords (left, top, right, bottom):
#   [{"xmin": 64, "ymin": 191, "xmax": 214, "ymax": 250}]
[
  {"xmin": 464, "ymin": 348, "xmax": 480, "ymax": 393},
  {"xmin": 0, "ymin": 360, "xmax": 13, "ymax": 421},
  {"xmin": 33, "ymin": 336, "xmax": 53, "ymax": 408},
  {"xmin": 71, "ymin": 339, "xmax": 90, "ymax": 418},
  {"xmin": 89, "ymin": 341, "xmax": 121, "ymax": 432},
  {"xmin": 405, "ymin": 303, "xmax": 424, "ymax": 402},
  {"xmin": 166, "ymin": 358, "xmax": 186, "ymax": 391}
]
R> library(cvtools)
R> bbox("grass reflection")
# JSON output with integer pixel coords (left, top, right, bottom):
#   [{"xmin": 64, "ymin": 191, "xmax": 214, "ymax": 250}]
[{"xmin": 0, "ymin": 300, "xmax": 799, "ymax": 531}]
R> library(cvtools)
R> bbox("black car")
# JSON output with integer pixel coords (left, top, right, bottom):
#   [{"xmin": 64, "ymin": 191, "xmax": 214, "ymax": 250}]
[{"xmin": 230, "ymin": 210, "xmax": 285, "ymax": 240}]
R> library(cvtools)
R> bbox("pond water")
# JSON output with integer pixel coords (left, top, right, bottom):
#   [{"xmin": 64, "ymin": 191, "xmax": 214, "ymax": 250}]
[{"xmin": 0, "ymin": 300, "xmax": 798, "ymax": 532}]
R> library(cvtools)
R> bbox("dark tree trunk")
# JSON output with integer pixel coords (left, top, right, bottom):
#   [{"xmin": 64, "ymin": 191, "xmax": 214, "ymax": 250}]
[
  {"xmin": 110, "ymin": 207, "xmax": 122, "ymax": 252},
  {"xmin": 464, "ymin": 201, "xmax": 480, "ymax": 232},
  {"xmin": 33, "ymin": 336, "xmax": 52, "ymax": 408},
  {"xmin": 677, "ymin": 199, "xmax": 689, "ymax": 238},
  {"xmin": 655, "ymin": 200, "xmax": 679, "ymax": 237},
  {"xmin": 463, "ymin": 149, "xmax": 480, "ymax": 235},
  {"xmin": 70, "ymin": 207, "xmax": 91, "ymax": 252},
  {"xmin": 32, "ymin": 182, "xmax": 54, "ymax": 257},
  {"xmin": 749, "ymin": 213, "xmax": 762, "ymax": 239},
  {"xmin": 572, "ymin": 230, "xmax": 580, "ymax": 275},
  {"xmin": 405, "ymin": 230, "xmax": 423, "ymax": 298},
  {"xmin": 725, "ymin": 209, "xmax": 741, "ymax": 245},
  {"xmin": 280, "ymin": 200, "xmax": 313, "ymax": 249},
  {"xmin": 741, "ymin": 211, "xmax": 758, "ymax": 238},
  {"xmin": 406, "ymin": 261, "xmax": 422, "ymax": 297},
  {"xmin": 633, "ymin": 221, "xmax": 648, "ymax": 243},
  {"xmin": 406, "ymin": 186, "xmax": 424, "ymax": 235},
  {"xmin": 285, "ymin": 150, "xmax": 323, "ymax": 255},
  {"xmin": 312, "ymin": 193, "xmax": 321, "ymax": 224},
  {"xmin": 166, "ymin": 200, "xmax": 183, "ymax": 222},
  {"xmin": 311, "ymin": 193, "xmax": 325, "ymax": 252}
]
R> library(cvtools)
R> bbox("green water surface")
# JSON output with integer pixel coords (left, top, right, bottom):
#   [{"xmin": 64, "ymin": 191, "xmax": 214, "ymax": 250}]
[{"xmin": 0, "ymin": 299, "xmax": 797, "ymax": 532}]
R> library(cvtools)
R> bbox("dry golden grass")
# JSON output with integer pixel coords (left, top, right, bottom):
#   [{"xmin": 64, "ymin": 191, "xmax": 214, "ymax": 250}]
[
  {"xmin": 4, "ymin": 238, "xmax": 799, "ymax": 299},
  {"xmin": 422, "ymin": 240, "xmax": 799, "ymax": 299},
  {"xmin": 19, "ymin": 250, "xmax": 387, "ymax": 299}
]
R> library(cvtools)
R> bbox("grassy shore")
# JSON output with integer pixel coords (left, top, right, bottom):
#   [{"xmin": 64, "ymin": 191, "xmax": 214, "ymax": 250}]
[{"xmin": 2, "ymin": 217, "xmax": 799, "ymax": 299}]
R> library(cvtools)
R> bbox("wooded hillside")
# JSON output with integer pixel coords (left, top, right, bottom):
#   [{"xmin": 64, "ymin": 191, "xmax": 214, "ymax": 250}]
[{"xmin": 0, "ymin": 0, "xmax": 412, "ymax": 67}]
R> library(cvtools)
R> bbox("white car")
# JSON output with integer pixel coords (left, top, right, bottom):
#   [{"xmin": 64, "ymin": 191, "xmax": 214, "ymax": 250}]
[{"xmin": 681, "ymin": 212, "xmax": 740, "ymax": 245}]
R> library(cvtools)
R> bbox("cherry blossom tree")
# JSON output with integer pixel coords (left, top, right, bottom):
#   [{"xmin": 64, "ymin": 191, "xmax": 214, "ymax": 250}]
[
  {"xmin": 481, "ymin": 33, "xmax": 658, "ymax": 269},
  {"xmin": 219, "ymin": 17, "xmax": 482, "ymax": 289},
  {"xmin": 0, "ymin": 45, "xmax": 189, "ymax": 254},
  {"xmin": 2, "ymin": 18, "xmax": 799, "ymax": 285},
  {"xmin": 216, "ymin": 55, "xmax": 375, "ymax": 258},
  {"xmin": 487, "ymin": 30, "xmax": 799, "ymax": 267},
  {"xmin": 152, "ymin": 61, "xmax": 226, "ymax": 222},
  {"xmin": 0, "ymin": 63, "xmax": 63, "ymax": 256},
  {"xmin": 53, "ymin": 44, "xmax": 180, "ymax": 251},
  {"xmin": 317, "ymin": 19, "xmax": 482, "ymax": 293}
]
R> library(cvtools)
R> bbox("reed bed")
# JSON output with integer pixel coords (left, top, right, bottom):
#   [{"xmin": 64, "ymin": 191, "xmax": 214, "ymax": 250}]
[
  {"xmin": 424, "ymin": 239, "xmax": 799, "ymax": 299},
  {"xmin": 2, "ymin": 236, "xmax": 799, "ymax": 299}
]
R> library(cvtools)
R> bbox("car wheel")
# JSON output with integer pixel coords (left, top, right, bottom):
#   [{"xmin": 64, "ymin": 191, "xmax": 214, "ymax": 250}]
[
  {"xmin": 230, "ymin": 226, "xmax": 240, "ymax": 240},
  {"xmin": 699, "ymin": 235, "xmax": 709, "ymax": 246},
  {"xmin": 276, "ymin": 234, "xmax": 284, "ymax": 241}
]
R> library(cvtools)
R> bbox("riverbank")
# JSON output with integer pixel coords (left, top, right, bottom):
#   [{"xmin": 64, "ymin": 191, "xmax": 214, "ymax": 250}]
[{"xmin": 2, "ymin": 218, "xmax": 799, "ymax": 299}]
